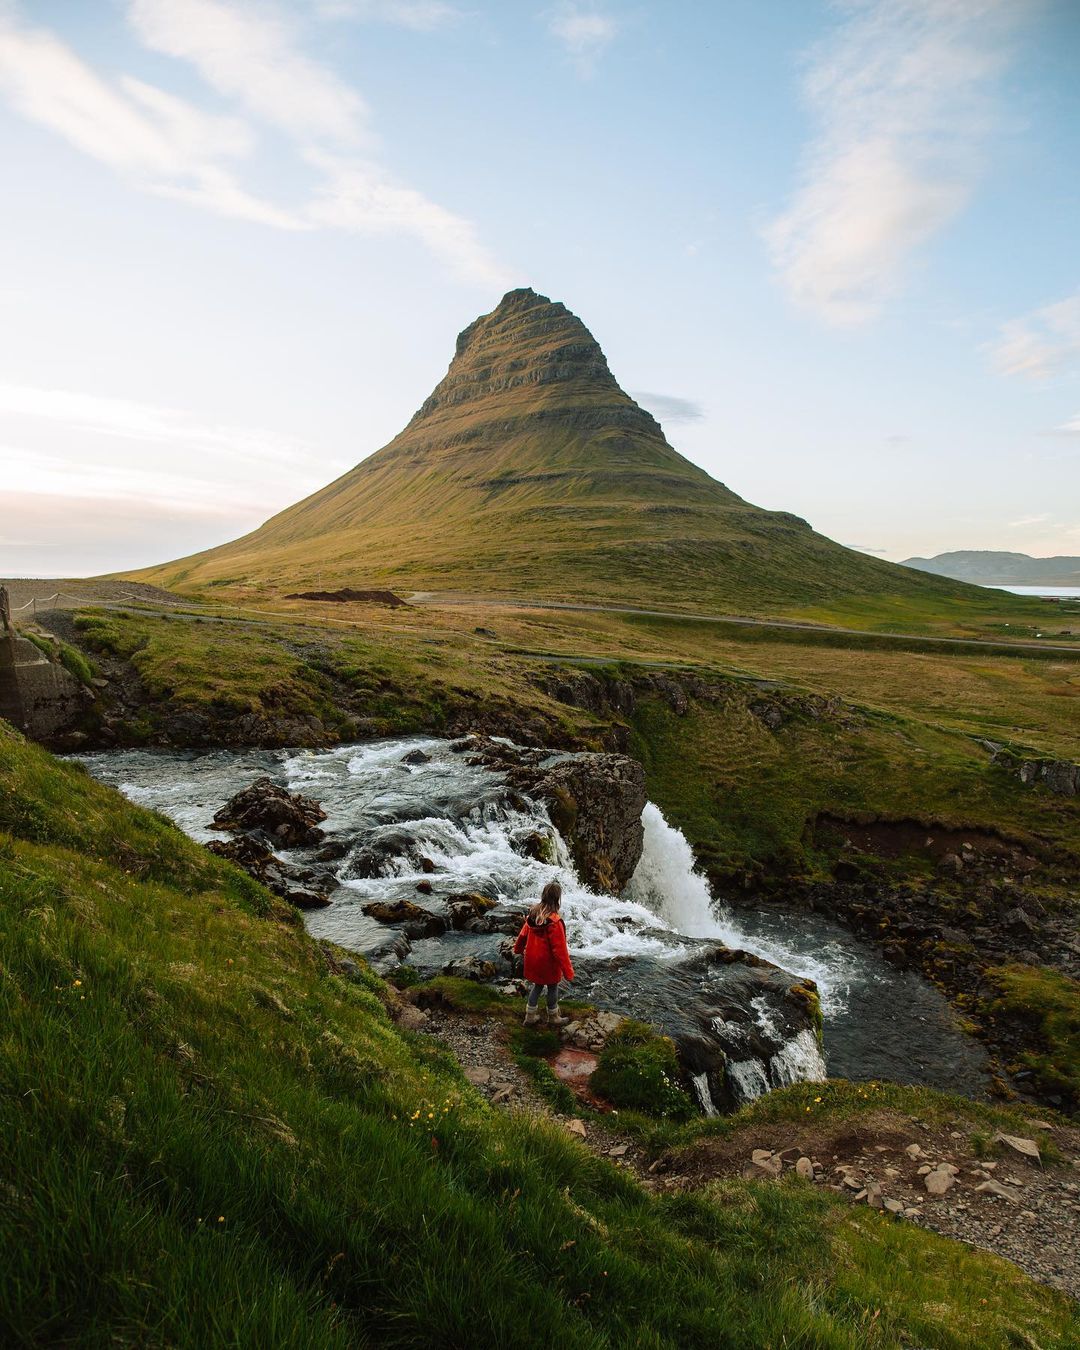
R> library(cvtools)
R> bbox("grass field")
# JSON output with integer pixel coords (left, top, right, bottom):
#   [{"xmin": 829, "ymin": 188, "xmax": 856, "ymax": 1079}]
[{"xmin": 3, "ymin": 722, "xmax": 1077, "ymax": 1347}]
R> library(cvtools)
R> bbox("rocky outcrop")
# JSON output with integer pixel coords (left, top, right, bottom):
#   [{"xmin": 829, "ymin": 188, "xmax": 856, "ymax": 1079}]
[
  {"xmin": 205, "ymin": 833, "xmax": 331, "ymax": 909},
  {"xmin": 515, "ymin": 754, "xmax": 646, "ymax": 893},
  {"xmin": 211, "ymin": 777, "xmax": 327, "ymax": 847},
  {"xmin": 992, "ymin": 747, "xmax": 1079, "ymax": 797}
]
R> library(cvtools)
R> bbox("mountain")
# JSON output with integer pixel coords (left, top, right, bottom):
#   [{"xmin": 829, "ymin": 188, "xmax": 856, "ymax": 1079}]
[
  {"xmin": 135, "ymin": 288, "xmax": 972, "ymax": 611},
  {"xmin": 901, "ymin": 551, "xmax": 1080, "ymax": 588}
]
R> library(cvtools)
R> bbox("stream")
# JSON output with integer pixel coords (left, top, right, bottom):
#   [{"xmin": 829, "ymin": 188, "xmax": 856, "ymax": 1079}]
[{"xmin": 77, "ymin": 736, "xmax": 991, "ymax": 1110}]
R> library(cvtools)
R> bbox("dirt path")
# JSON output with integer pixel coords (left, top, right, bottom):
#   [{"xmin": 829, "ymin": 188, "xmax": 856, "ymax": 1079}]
[{"xmin": 413, "ymin": 1001, "xmax": 1080, "ymax": 1301}]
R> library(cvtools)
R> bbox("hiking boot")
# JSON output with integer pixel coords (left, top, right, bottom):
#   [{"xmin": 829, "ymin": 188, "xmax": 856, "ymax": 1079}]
[
  {"xmin": 523, "ymin": 1007, "xmax": 541, "ymax": 1026},
  {"xmin": 547, "ymin": 1005, "xmax": 570, "ymax": 1027}
]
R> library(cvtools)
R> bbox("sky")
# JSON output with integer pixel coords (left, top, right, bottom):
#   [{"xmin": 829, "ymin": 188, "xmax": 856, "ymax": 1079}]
[{"xmin": 1, "ymin": 0, "xmax": 1078, "ymax": 577}]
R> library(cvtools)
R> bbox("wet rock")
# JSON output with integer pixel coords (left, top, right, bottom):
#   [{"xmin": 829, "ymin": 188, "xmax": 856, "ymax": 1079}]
[
  {"xmin": 444, "ymin": 892, "xmax": 498, "ymax": 931},
  {"xmin": 402, "ymin": 748, "xmax": 432, "ymax": 765},
  {"xmin": 442, "ymin": 956, "xmax": 497, "ymax": 981},
  {"xmin": 286, "ymin": 887, "xmax": 331, "ymax": 910},
  {"xmin": 211, "ymin": 776, "xmax": 326, "ymax": 847},
  {"xmin": 362, "ymin": 899, "xmax": 447, "ymax": 939},
  {"xmin": 313, "ymin": 839, "xmax": 350, "ymax": 863},
  {"xmin": 508, "ymin": 753, "xmax": 646, "ymax": 892},
  {"xmin": 415, "ymin": 880, "xmax": 433, "ymax": 895}
]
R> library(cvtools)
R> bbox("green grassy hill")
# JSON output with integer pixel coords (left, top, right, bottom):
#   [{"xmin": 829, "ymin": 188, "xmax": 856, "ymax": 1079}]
[
  {"xmin": 3, "ymin": 723, "xmax": 1078, "ymax": 1346},
  {"xmin": 131, "ymin": 289, "xmax": 999, "ymax": 618}
]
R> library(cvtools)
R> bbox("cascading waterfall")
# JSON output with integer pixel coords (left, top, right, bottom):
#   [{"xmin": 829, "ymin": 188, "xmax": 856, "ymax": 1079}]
[{"xmin": 78, "ymin": 735, "xmax": 993, "ymax": 1113}]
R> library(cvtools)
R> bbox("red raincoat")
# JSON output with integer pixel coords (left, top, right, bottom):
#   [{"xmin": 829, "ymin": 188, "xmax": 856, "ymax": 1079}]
[{"xmin": 513, "ymin": 912, "xmax": 574, "ymax": 986}]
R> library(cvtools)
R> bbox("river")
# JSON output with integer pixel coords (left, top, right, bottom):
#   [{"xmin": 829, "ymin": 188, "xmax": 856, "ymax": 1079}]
[{"xmin": 76, "ymin": 736, "xmax": 991, "ymax": 1109}]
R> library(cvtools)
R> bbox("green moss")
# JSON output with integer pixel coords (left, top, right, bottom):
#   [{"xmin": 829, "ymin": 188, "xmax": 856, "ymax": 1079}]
[
  {"xmin": 983, "ymin": 964, "xmax": 1080, "ymax": 1112},
  {"xmin": 590, "ymin": 1022, "xmax": 695, "ymax": 1121}
]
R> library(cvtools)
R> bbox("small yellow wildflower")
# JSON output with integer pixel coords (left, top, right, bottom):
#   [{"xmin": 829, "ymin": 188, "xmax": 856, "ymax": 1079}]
[
  {"xmin": 73, "ymin": 979, "xmax": 82, "ymax": 987},
  {"xmin": 218, "ymin": 1216, "xmax": 225, "ymax": 1223}
]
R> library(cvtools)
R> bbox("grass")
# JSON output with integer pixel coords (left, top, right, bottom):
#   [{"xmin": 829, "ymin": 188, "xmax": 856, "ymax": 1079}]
[
  {"xmin": 982, "ymin": 964, "xmax": 1080, "ymax": 1111},
  {"xmin": 589, "ymin": 1020, "xmax": 695, "ymax": 1120},
  {"xmin": 121, "ymin": 291, "xmax": 1068, "ymax": 641},
  {"xmin": 3, "ymin": 725, "xmax": 1077, "ymax": 1347}
]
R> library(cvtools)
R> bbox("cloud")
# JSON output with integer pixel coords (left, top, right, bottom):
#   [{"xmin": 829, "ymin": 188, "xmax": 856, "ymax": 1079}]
[
  {"xmin": 1008, "ymin": 513, "xmax": 1051, "ymax": 528},
  {"xmin": 0, "ymin": 2, "xmax": 507, "ymax": 283},
  {"xmin": 548, "ymin": 2, "xmax": 618, "ymax": 75},
  {"xmin": 845, "ymin": 544, "xmax": 888, "ymax": 553},
  {"xmin": 765, "ymin": 0, "xmax": 1023, "ymax": 325},
  {"xmin": 314, "ymin": 0, "xmax": 461, "ymax": 27},
  {"xmin": 630, "ymin": 391, "xmax": 705, "ymax": 424},
  {"xmin": 128, "ymin": 0, "xmax": 369, "ymax": 144},
  {"xmin": 989, "ymin": 292, "xmax": 1080, "ymax": 381},
  {"xmin": 1053, "ymin": 414, "xmax": 1080, "ymax": 435},
  {"xmin": 0, "ymin": 14, "xmax": 298, "ymax": 227}
]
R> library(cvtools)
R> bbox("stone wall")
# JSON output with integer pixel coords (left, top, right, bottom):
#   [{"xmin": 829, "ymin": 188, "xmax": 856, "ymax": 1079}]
[{"xmin": 0, "ymin": 633, "xmax": 84, "ymax": 740}]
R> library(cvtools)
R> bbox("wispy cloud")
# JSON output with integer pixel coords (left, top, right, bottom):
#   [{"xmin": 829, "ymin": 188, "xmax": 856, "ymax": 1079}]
[
  {"xmin": 1053, "ymin": 413, "xmax": 1080, "ymax": 435},
  {"xmin": 548, "ymin": 2, "xmax": 618, "ymax": 76},
  {"xmin": 1008, "ymin": 513, "xmax": 1051, "ymax": 528},
  {"xmin": 630, "ymin": 391, "xmax": 705, "ymax": 424},
  {"xmin": 989, "ymin": 292, "xmax": 1080, "ymax": 381},
  {"xmin": 765, "ymin": 0, "xmax": 1023, "ymax": 325},
  {"xmin": 0, "ymin": 1, "xmax": 508, "ymax": 284},
  {"xmin": 0, "ymin": 14, "xmax": 298, "ymax": 228},
  {"xmin": 128, "ymin": 0, "xmax": 369, "ymax": 144}
]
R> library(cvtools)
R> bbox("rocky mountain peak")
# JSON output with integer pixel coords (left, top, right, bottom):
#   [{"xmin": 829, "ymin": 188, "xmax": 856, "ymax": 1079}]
[{"xmin": 412, "ymin": 287, "xmax": 622, "ymax": 425}]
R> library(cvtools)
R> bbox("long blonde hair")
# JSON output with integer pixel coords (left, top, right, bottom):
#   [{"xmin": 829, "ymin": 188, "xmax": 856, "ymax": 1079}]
[{"xmin": 529, "ymin": 879, "xmax": 562, "ymax": 924}]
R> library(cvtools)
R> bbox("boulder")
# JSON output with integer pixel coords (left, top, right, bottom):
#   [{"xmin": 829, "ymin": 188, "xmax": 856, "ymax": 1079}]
[
  {"xmin": 445, "ymin": 892, "xmax": 498, "ymax": 931},
  {"xmin": 211, "ymin": 776, "xmax": 326, "ymax": 847},
  {"xmin": 795, "ymin": 1156, "xmax": 814, "ymax": 1180},
  {"xmin": 993, "ymin": 1132, "xmax": 1041, "ymax": 1164},
  {"xmin": 402, "ymin": 748, "xmax": 432, "ymax": 765},
  {"xmin": 362, "ymin": 899, "xmax": 447, "ymax": 939},
  {"xmin": 924, "ymin": 1168, "xmax": 956, "ymax": 1196},
  {"xmin": 442, "ymin": 956, "xmax": 497, "ymax": 981},
  {"xmin": 509, "ymin": 753, "xmax": 646, "ymax": 892}
]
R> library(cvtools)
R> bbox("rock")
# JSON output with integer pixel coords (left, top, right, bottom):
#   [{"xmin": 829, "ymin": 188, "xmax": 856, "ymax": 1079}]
[
  {"xmin": 362, "ymin": 899, "xmax": 447, "ymax": 938},
  {"xmin": 795, "ymin": 1156, "xmax": 814, "ymax": 1180},
  {"xmin": 1026, "ymin": 1120, "xmax": 1055, "ymax": 1132},
  {"xmin": 464, "ymin": 1066, "xmax": 492, "ymax": 1086},
  {"xmin": 442, "ymin": 956, "xmax": 497, "ymax": 982},
  {"xmin": 883, "ymin": 1198, "xmax": 905, "ymax": 1214},
  {"xmin": 905, "ymin": 1144, "xmax": 924, "ymax": 1159},
  {"xmin": 285, "ymin": 887, "xmax": 331, "ymax": 910},
  {"xmin": 508, "ymin": 753, "xmax": 646, "ymax": 892},
  {"xmin": 565, "ymin": 1119, "xmax": 587, "ymax": 1138},
  {"xmin": 608, "ymin": 1144, "xmax": 628, "ymax": 1157},
  {"xmin": 313, "ymin": 840, "xmax": 350, "ymax": 863},
  {"xmin": 864, "ymin": 1182, "xmax": 883, "ymax": 1209},
  {"xmin": 415, "ymin": 880, "xmax": 433, "ymax": 895},
  {"xmin": 490, "ymin": 1086, "xmax": 513, "ymax": 1105},
  {"xmin": 976, "ymin": 1180, "xmax": 1022, "ymax": 1203},
  {"xmin": 402, "ymin": 748, "xmax": 432, "ymax": 765},
  {"xmin": 842, "ymin": 1174, "xmax": 863, "ymax": 1191},
  {"xmin": 211, "ymin": 777, "xmax": 326, "ymax": 847},
  {"xmin": 939, "ymin": 853, "xmax": 964, "ymax": 875},
  {"xmin": 753, "ymin": 1155, "xmax": 783, "ymax": 1179},
  {"xmin": 445, "ymin": 892, "xmax": 498, "ymax": 931},
  {"xmin": 751, "ymin": 1148, "xmax": 774, "ymax": 1165},
  {"xmin": 392, "ymin": 1004, "xmax": 429, "ymax": 1031},
  {"xmin": 924, "ymin": 1169, "xmax": 956, "ymax": 1196},
  {"xmin": 994, "ymin": 1133, "xmax": 1041, "ymax": 1164},
  {"xmin": 777, "ymin": 1147, "xmax": 802, "ymax": 1165}
]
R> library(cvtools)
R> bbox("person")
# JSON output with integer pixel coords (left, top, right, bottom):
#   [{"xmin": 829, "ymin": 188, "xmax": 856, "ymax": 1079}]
[{"xmin": 513, "ymin": 880, "xmax": 574, "ymax": 1026}]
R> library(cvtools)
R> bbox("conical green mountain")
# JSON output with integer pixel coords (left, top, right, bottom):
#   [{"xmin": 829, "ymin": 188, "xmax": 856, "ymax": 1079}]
[{"xmin": 137, "ymin": 288, "xmax": 963, "ymax": 610}]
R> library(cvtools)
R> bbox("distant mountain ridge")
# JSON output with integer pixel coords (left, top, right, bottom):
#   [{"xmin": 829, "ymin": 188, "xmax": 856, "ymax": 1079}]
[
  {"xmin": 133, "ymin": 288, "xmax": 976, "ymax": 612},
  {"xmin": 901, "ymin": 551, "xmax": 1080, "ymax": 587}
]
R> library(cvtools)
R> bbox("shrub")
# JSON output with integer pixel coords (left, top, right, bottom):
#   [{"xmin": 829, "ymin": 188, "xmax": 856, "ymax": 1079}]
[{"xmin": 591, "ymin": 1023, "xmax": 695, "ymax": 1120}]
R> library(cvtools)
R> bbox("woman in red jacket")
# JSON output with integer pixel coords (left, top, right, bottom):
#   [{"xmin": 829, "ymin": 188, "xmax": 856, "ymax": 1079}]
[{"xmin": 513, "ymin": 880, "xmax": 575, "ymax": 1027}]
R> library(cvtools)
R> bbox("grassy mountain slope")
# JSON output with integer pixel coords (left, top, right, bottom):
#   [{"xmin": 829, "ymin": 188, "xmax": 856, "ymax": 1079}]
[
  {"xmin": 2, "ymin": 722, "xmax": 1078, "ymax": 1347},
  {"xmin": 131, "ymin": 289, "xmax": 997, "ymax": 617}
]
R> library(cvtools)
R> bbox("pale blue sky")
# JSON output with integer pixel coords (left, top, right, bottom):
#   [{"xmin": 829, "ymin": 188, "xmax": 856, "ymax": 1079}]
[{"xmin": 1, "ymin": 0, "xmax": 1078, "ymax": 576}]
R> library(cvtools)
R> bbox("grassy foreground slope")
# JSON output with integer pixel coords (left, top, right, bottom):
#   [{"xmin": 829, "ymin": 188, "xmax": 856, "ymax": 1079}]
[
  {"xmin": 2, "ymin": 726, "xmax": 1078, "ymax": 1347},
  {"xmin": 126, "ymin": 288, "xmax": 1055, "ymax": 634}
]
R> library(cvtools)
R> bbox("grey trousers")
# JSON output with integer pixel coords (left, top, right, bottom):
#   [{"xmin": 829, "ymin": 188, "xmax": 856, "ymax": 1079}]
[{"xmin": 526, "ymin": 982, "xmax": 560, "ymax": 1009}]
